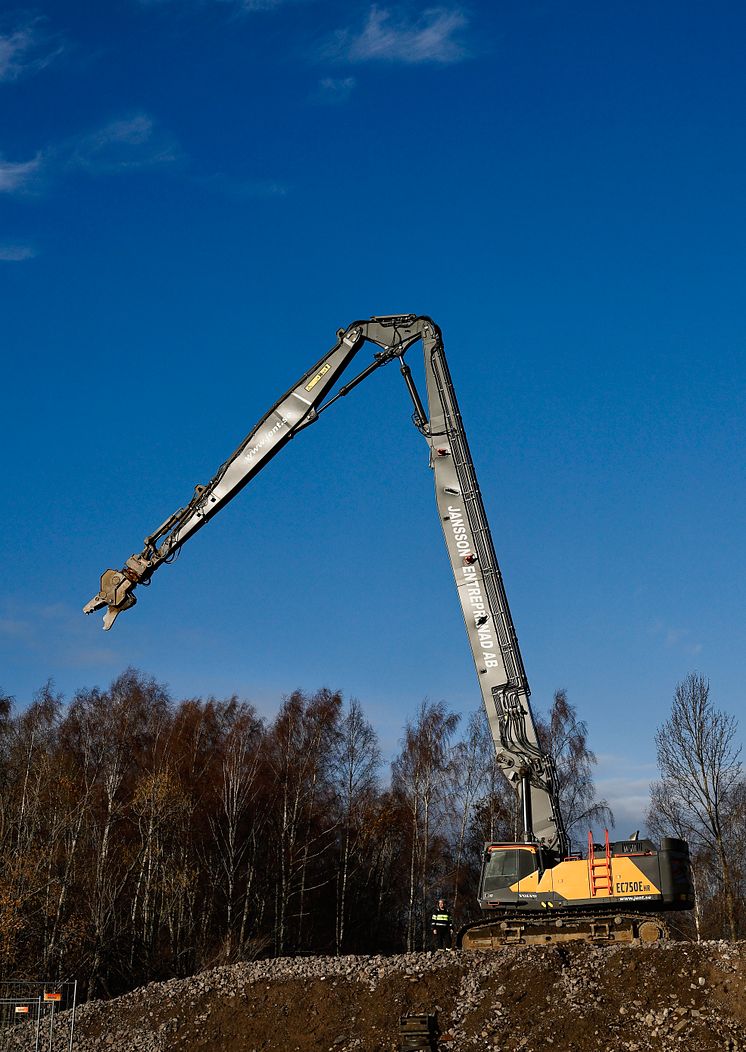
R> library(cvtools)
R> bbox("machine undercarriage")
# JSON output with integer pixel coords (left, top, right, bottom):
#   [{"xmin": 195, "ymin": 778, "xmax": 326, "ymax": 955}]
[{"xmin": 458, "ymin": 909, "xmax": 669, "ymax": 948}]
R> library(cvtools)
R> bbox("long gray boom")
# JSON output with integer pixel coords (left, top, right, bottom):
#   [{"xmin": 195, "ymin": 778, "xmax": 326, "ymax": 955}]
[{"xmin": 84, "ymin": 314, "xmax": 567, "ymax": 854}]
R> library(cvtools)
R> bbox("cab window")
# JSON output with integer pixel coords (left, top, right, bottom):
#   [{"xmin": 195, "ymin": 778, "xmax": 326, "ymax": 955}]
[{"xmin": 482, "ymin": 848, "xmax": 538, "ymax": 892}]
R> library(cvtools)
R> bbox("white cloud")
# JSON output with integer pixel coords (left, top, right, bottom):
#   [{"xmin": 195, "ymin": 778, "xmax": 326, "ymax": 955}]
[
  {"xmin": 68, "ymin": 113, "xmax": 181, "ymax": 174},
  {"xmin": 0, "ymin": 114, "xmax": 180, "ymax": 260},
  {"xmin": 594, "ymin": 754, "xmax": 658, "ymax": 838},
  {"xmin": 0, "ymin": 113, "xmax": 179, "ymax": 204},
  {"xmin": 0, "ymin": 243, "xmax": 36, "ymax": 261},
  {"xmin": 0, "ymin": 18, "xmax": 62, "ymax": 82},
  {"xmin": 315, "ymin": 76, "xmax": 356, "ymax": 104},
  {"xmin": 0, "ymin": 154, "xmax": 43, "ymax": 193},
  {"xmin": 330, "ymin": 5, "xmax": 469, "ymax": 65},
  {"xmin": 649, "ymin": 619, "xmax": 703, "ymax": 657}
]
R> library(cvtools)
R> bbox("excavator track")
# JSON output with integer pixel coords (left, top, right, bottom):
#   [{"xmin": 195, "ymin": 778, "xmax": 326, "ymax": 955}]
[{"xmin": 457, "ymin": 911, "xmax": 668, "ymax": 949}]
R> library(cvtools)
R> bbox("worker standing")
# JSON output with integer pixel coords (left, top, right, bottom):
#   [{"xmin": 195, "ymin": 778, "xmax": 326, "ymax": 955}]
[{"xmin": 431, "ymin": 898, "xmax": 452, "ymax": 949}]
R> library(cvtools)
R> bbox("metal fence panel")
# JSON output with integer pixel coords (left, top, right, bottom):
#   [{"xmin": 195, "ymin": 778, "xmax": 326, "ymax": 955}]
[{"xmin": 0, "ymin": 982, "xmax": 77, "ymax": 1052}]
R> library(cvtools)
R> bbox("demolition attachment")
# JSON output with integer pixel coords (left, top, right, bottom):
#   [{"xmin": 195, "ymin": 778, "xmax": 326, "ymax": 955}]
[{"xmin": 83, "ymin": 569, "xmax": 138, "ymax": 630}]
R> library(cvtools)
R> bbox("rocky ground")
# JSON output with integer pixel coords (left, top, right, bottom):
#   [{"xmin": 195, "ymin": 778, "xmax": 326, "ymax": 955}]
[{"xmin": 1, "ymin": 942, "xmax": 744, "ymax": 1052}]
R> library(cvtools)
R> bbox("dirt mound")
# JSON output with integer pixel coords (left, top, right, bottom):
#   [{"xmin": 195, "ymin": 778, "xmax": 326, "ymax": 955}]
[{"xmin": 1, "ymin": 942, "xmax": 744, "ymax": 1052}]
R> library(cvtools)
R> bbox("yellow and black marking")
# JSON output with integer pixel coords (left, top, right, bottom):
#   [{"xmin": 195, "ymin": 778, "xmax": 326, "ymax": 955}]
[
  {"xmin": 513, "ymin": 855, "xmax": 662, "ymax": 909},
  {"xmin": 304, "ymin": 362, "xmax": 332, "ymax": 392}
]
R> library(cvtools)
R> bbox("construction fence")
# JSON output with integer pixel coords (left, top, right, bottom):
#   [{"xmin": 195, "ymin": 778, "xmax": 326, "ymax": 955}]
[{"xmin": 0, "ymin": 981, "xmax": 77, "ymax": 1051}]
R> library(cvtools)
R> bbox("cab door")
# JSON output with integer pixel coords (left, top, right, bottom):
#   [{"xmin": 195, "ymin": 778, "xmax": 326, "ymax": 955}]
[{"xmin": 479, "ymin": 845, "xmax": 540, "ymax": 907}]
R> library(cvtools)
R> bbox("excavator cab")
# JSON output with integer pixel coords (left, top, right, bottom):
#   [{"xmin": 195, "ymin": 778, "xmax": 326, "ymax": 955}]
[{"xmin": 478, "ymin": 844, "xmax": 542, "ymax": 909}]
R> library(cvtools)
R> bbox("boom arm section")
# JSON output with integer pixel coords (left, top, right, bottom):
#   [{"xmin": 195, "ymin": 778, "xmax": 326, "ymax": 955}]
[
  {"xmin": 421, "ymin": 329, "xmax": 568, "ymax": 855},
  {"xmin": 83, "ymin": 314, "xmax": 567, "ymax": 854},
  {"xmin": 85, "ymin": 322, "xmax": 378, "ymax": 627}
]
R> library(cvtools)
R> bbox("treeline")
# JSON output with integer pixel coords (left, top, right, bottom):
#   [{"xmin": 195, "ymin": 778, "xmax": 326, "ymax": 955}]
[
  {"xmin": 0, "ymin": 668, "xmax": 740, "ymax": 1000},
  {"xmin": 0, "ymin": 669, "xmax": 608, "ymax": 997}
]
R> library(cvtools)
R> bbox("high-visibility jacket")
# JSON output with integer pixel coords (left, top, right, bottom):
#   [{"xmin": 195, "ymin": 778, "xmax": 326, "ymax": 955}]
[{"xmin": 431, "ymin": 909, "xmax": 451, "ymax": 930}]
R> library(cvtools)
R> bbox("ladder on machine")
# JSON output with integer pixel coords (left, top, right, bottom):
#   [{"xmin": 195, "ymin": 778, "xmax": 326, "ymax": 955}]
[{"xmin": 588, "ymin": 829, "xmax": 612, "ymax": 896}]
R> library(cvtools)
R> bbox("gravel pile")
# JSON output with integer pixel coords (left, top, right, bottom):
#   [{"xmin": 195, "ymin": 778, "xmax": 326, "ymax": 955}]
[{"xmin": 0, "ymin": 942, "xmax": 743, "ymax": 1051}]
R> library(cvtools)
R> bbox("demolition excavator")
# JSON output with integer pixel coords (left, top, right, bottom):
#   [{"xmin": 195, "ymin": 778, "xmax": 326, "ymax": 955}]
[{"xmin": 84, "ymin": 314, "xmax": 694, "ymax": 946}]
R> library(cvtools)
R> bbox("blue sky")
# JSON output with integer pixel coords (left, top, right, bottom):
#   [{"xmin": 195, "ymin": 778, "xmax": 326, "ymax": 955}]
[{"xmin": 2, "ymin": 1, "xmax": 744, "ymax": 833}]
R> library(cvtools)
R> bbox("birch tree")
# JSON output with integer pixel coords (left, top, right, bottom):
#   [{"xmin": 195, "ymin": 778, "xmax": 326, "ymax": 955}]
[
  {"xmin": 71, "ymin": 669, "xmax": 170, "ymax": 994},
  {"xmin": 210, "ymin": 702, "xmax": 263, "ymax": 958},
  {"xmin": 650, "ymin": 673, "xmax": 742, "ymax": 940},
  {"xmin": 265, "ymin": 689, "xmax": 341, "ymax": 953},
  {"xmin": 330, "ymin": 697, "xmax": 380, "ymax": 954},
  {"xmin": 445, "ymin": 710, "xmax": 489, "ymax": 917},
  {"xmin": 392, "ymin": 700, "xmax": 459, "ymax": 950}
]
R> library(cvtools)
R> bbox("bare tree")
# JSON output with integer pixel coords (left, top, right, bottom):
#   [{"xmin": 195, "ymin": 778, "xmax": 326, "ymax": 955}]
[
  {"xmin": 392, "ymin": 700, "xmax": 460, "ymax": 950},
  {"xmin": 0, "ymin": 688, "xmax": 13, "ymax": 826},
  {"xmin": 330, "ymin": 697, "xmax": 380, "ymax": 954},
  {"xmin": 445, "ymin": 710, "xmax": 489, "ymax": 917},
  {"xmin": 209, "ymin": 701, "xmax": 263, "ymax": 958},
  {"xmin": 648, "ymin": 775, "xmax": 715, "ymax": 940},
  {"xmin": 71, "ymin": 668, "xmax": 170, "ymax": 994},
  {"xmin": 537, "ymin": 689, "xmax": 613, "ymax": 844},
  {"xmin": 726, "ymin": 780, "xmax": 746, "ymax": 929},
  {"xmin": 265, "ymin": 689, "xmax": 341, "ymax": 954},
  {"xmin": 0, "ymin": 685, "xmax": 65, "ymax": 975},
  {"xmin": 650, "ymin": 672, "xmax": 742, "ymax": 940}
]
